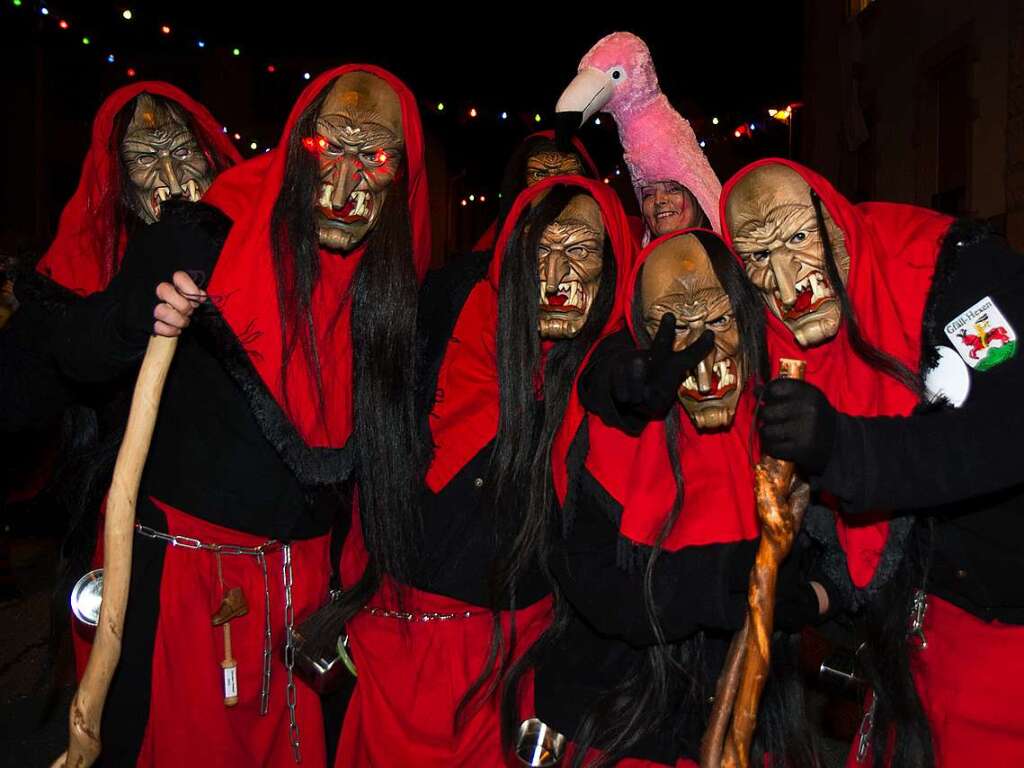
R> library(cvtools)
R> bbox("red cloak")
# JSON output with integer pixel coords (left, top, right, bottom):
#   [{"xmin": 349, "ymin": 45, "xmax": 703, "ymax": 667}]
[{"xmin": 36, "ymin": 81, "xmax": 241, "ymax": 296}]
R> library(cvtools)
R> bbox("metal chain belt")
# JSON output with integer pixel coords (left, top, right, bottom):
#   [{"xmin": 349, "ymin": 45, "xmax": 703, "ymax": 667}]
[
  {"xmin": 282, "ymin": 544, "xmax": 301, "ymax": 763},
  {"xmin": 135, "ymin": 523, "xmax": 280, "ymax": 556},
  {"xmin": 364, "ymin": 605, "xmax": 482, "ymax": 622},
  {"xmin": 135, "ymin": 524, "xmax": 303, "ymax": 763},
  {"xmin": 258, "ymin": 551, "xmax": 273, "ymax": 716}
]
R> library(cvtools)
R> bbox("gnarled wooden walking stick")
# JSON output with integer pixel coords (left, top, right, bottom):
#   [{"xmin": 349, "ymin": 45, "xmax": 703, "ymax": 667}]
[
  {"xmin": 52, "ymin": 335, "xmax": 178, "ymax": 768},
  {"xmin": 701, "ymin": 358, "xmax": 807, "ymax": 768}
]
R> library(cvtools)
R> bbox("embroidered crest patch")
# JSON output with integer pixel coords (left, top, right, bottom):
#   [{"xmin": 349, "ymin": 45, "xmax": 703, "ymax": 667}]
[{"xmin": 944, "ymin": 297, "xmax": 1017, "ymax": 371}]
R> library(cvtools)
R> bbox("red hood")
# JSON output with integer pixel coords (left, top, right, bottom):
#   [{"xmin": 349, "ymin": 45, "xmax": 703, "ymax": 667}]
[
  {"xmin": 721, "ymin": 157, "xmax": 952, "ymax": 388},
  {"xmin": 721, "ymin": 158, "xmax": 954, "ymax": 586},
  {"xmin": 489, "ymin": 174, "xmax": 634, "ymax": 296},
  {"xmin": 556, "ymin": 227, "xmax": 760, "ymax": 551},
  {"xmin": 427, "ymin": 175, "xmax": 636, "ymax": 493},
  {"xmin": 623, "ymin": 227, "xmax": 721, "ymax": 341},
  {"xmin": 36, "ymin": 81, "xmax": 241, "ymax": 295},
  {"xmin": 202, "ymin": 64, "xmax": 431, "ymax": 450}
]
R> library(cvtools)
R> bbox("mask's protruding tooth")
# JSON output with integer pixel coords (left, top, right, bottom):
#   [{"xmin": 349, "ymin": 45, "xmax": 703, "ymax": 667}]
[
  {"xmin": 353, "ymin": 190, "xmax": 368, "ymax": 217},
  {"xmin": 719, "ymin": 359, "xmax": 735, "ymax": 388},
  {"xmin": 319, "ymin": 183, "xmax": 334, "ymax": 208},
  {"xmin": 156, "ymin": 187, "xmax": 171, "ymax": 202},
  {"xmin": 810, "ymin": 273, "xmax": 823, "ymax": 302},
  {"xmin": 695, "ymin": 359, "xmax": 713, "ymax": 393}
]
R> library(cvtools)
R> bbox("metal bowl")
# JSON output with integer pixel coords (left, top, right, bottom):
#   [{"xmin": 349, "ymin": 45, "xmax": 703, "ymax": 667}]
[
  {"xmin": 515, "ymin": 718, "xmax": 566, "ymax": 767},
  {"xmin": 70, "ymin": 568, "xmax": 104, "ymax": 627}
]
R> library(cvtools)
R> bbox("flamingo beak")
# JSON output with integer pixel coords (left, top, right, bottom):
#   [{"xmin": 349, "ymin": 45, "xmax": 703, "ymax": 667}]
[{"xmin": 555, "ymin": 67, "xmax": 615, "ymax": 128}]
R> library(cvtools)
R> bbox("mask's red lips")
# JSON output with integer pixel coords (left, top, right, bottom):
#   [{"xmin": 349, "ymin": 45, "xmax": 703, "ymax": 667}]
[
  {"xmin": 320, "ymin": 200, "xmax": 366, "ymax": 225},
  {"xmin": 680, "ymin": 380, "xmax": 737, "ymax": 401},
  {"xmin": 679, "ymin": 360, "xmax": 738, "ymax": 401},
  {"xmin": 541, "ymin": 294, "xmax": 583, "ymax": 313},
  {"xmin": 774, "ymin": 276, "xmax": 831, "ymax": 321},
  {"xmin": 776, "ymin": 284, "xmax": 831, "ymax": 321}
]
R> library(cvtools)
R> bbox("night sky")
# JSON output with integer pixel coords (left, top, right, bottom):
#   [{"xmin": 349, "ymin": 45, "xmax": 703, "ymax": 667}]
[{"xmin": 1, "ymin": 2, "xmax": 805, "ymax": 255}]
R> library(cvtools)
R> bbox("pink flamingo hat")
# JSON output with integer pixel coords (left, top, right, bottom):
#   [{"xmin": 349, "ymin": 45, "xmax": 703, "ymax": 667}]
[{"xmin": 555, "ymin": 31, "xmax": 722, "ymax": 234}]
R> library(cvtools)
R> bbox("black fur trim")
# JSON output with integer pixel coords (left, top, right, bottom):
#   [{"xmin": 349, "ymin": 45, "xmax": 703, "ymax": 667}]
[
  {"xmin": 193, "ymin": 304, "xmax": 353, "ymax": 489},
  {"xmin": 801, "ymin": 503, "xmax": 914, "ymax": 613},
  {"xmin": 918, "ymin": 218, "xmax": 991, "ymax": 372}
]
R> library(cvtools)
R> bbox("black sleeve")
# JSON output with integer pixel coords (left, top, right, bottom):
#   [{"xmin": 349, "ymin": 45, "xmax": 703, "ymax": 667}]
[
  {"xmin": 578, "ymin": 328, "xmax": 647, "ymax": 436},
  {"xmin": 51, "ymin": 202, "xmax": 223, "ymax": 384},
  {"xmin": 550, "ymin": 475, "xmax": 756, "ymax": 647},
  {"xmin": 816, "ymin": 231, "xmax": 1024, "ymax": 513}
]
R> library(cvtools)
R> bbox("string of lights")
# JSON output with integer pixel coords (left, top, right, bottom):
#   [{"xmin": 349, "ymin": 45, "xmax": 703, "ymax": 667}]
[{"xmin": 9, "ymin": 0, "xmax": 800, "ymax": 206}]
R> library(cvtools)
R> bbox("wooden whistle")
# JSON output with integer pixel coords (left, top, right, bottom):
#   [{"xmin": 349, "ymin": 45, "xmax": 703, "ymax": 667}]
[{"xmin": 212, "ymin": 586, "xmax": 248, "ymax": 707}]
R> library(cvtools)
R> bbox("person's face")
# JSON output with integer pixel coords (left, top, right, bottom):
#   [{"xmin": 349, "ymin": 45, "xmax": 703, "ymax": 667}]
[
  {"xmin": 309, "ymin": 73, "xmax": 404, "ymax": 252},
  {"xmin": 641, "ymin": 235, "xmax": 742, "ymax": 430},
  {"xmin": 525, "ymin": 150, "xmax": 584, "ymax": 186},
  {"xmin": 726, "ymin": 164, "xmax": 849, "ymax": 347},
  {"xmin": 641, "ymin": 181, "xmax": 702, "ymax": 237},
  {"xmin": 121, "ymin": 94, "xmax": 211, "ymax": 223},
  {"xmin": 537, "ymin": 194, "xmax": 605, "ymax": 340}
]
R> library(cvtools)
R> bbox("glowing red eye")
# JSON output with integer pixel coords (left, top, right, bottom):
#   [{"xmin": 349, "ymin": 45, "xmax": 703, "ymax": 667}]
[
  {"xmin": 374, "ymin": 148, "xmax": 388, "ymax": 164},
  {"xmin": 302, "ymin": 136, "xmax": 331, "ymax": 154}
]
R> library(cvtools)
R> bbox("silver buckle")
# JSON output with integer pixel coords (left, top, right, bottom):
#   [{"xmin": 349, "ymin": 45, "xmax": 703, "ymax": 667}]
[{"xmin": 515, "ymin": 718, "xmax": 566, "ymax": 767}]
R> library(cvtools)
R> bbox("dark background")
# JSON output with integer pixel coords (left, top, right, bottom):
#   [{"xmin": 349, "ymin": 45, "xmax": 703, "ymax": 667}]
[{"xmin": 0, "ymin": 2, "xmax": 805, "ymax": 264}]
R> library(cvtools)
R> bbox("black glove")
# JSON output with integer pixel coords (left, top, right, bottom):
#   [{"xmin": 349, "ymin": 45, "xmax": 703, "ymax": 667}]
[
  {"xmin": 758, "ymin": 378, "xmax": 837, "ymax": 475},
  {"xmin": 610, "ymin": 313, "xmax": 715, "ymax": 423}
]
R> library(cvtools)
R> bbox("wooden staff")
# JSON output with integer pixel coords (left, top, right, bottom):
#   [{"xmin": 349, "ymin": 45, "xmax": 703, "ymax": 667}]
[
  {"xmin": 701, "ymin": 358, "xmax": 807, "ymax": 768},
  {"xmin": 52, "ymin": 335, "xmax": 178, "ymax": 768}
]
